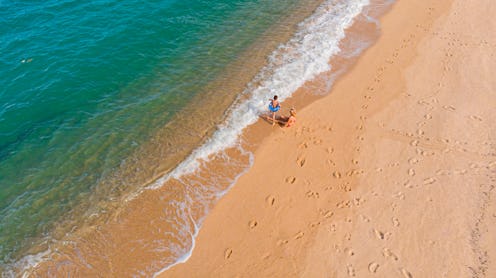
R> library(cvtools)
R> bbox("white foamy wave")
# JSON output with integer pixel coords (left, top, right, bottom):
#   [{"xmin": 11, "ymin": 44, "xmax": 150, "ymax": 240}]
[
  {"xmin": 151, "ymin": 199, "xmax": 200, "ymax": 278},
  {"xmin": 0, "ymin": 248, "xmax": 51, "ymax": 278},
  {"xmin": 150, "ymin": 0, "xmax": 369, "ymax": 189},
  {"xmin": 12, "ymin": 1, "xmax": 377, "ymax": 276}
]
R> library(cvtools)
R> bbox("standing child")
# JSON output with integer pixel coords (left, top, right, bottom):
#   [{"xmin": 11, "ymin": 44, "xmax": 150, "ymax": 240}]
[{"xmin": 268, "ymin": 95, "xmax": 280, "ymax": 126}]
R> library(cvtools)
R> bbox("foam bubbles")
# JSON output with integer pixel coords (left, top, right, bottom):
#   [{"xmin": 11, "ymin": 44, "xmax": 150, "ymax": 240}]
[{"xmin": 151, "ymin": 0, "xmax": 370, "ymax": 189}]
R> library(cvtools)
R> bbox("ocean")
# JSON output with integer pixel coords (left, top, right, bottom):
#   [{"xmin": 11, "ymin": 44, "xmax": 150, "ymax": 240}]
[{"xmin": 0, "ymin": 0, "xmax": 391, "ymax": 276}]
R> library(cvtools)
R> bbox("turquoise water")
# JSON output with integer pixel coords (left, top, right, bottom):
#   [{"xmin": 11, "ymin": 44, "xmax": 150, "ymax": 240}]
[{"xmin": 0, "ymin": 0, "xmax": 305, "ymax": 266}]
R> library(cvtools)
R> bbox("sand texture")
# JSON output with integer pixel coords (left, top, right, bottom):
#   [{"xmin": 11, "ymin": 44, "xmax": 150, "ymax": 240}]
[{"xmin": 160, "ymin": 0, "xmax": 496, "ymax": 277}]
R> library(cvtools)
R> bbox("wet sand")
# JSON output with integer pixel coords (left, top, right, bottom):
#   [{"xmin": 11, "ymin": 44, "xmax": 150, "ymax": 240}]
[{"xmin": 160, "ymin": 0, "xmax": 496, "ymax": 277}]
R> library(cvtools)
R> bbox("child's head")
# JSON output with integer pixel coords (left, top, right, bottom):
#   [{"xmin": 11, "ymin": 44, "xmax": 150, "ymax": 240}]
[
  {"xmin": 273, "ymin": 95, "xmax": 278, "ymax": 100},
  {"xmin": 290, "ymin": 108, "xmax": 296, "ymax": 117}
]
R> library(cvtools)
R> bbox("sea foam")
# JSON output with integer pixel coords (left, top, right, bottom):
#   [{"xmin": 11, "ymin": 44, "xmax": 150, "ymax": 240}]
[
  {"xmin": 150, "ymin": 0, "xmax": 370, "ymax": 189},
  {"xmin": 149, "ymin": 1, "xmax": 372, "ymax": 270},
  {"xmin": 150, "ymin": 0, "xmax": 372, "ymax": 273},
  {"xmin": 14, "ymin": 0, "xmax": 376, "ymax": 276}
]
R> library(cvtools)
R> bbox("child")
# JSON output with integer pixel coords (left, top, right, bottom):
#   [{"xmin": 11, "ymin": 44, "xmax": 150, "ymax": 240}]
[{"xmin": 268, "ymin": 95, "xmax": 280, "ymax": 126}]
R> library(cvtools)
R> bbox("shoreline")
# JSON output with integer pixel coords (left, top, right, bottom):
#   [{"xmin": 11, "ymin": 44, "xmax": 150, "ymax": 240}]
[
  {"xmin": 21, "ymin": 0, "xmax": 380, "ymax": 276},
  {"xmin": 3, "ymin": 1, "xmax": 327, "ymax": 273},
  {"xmin": 160, "ymin": 0, "xmax": 496, "ymax": 276}
]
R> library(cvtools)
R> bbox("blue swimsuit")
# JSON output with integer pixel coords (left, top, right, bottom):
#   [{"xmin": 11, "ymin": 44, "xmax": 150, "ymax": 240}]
[{"xmin": 268, "ymin": 102, "xmax": 280, "ymax": 112}]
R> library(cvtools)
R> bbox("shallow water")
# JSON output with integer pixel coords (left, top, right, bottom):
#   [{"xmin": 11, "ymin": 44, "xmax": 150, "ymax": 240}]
[
  {"xmin": 1, "ymin": 0, "xmax": 394, "ymax": 275},
  {"xmin": 0, "ymin": 0, "xmax": 311, "ymax": 269}
]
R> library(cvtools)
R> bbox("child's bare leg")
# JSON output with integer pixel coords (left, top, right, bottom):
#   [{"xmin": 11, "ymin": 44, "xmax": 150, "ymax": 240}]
[{"xmin": 272, "ymin": 112, "xmax": 276, "ymax": 126}]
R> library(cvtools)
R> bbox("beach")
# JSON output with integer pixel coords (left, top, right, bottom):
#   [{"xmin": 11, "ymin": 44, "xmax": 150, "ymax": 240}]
[
  {"xmin": 160, "ymin": 0, "xmax": 496, "ymax": 277},
  {"xmin": 10, "ymin": 0, "xmax": 496, "ymax": 276},
  {"xmin": 21, "ymin": 1, "xmax": 382, "ymax": 276}
]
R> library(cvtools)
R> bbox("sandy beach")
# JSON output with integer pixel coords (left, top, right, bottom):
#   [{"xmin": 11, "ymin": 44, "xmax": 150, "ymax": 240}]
[{"xmin": 160, "ymin": 0, "xmax": 496, "ymax": 277}]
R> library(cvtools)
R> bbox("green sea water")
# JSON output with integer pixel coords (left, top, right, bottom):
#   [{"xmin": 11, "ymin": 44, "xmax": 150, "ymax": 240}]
[{"xmin": 0, "ymin": 0, "xmax": 307, "ymax": 266}]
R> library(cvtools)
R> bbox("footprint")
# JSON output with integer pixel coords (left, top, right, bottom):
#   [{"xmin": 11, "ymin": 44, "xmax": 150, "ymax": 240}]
[
  {"xmin": 347, "ymin": 264, "xmax": 356, "ymax": 277},
  {"xmin": 306, "ymin": 190, "xmax": 320, "ymax": 199},
  {"xmin": 373, "ymin": 229, "xmax": 385, "ymax": 240},
  {"xmin": 333, "ymin": 171, "xmax": 342, "ymax": 179},
  {"xmin": 368, "ymin": 262, "xmax": 380, "ymax": 273},
  {"xmin": 321, "ymin": 210, "xmax": 334, "ymax": 218},
  {"xmin": 408, "ymin": 168, "xmax": 416, "ymax": 176},
  {"xmin": 436, "ymin": 169, "xmax": 450, "ymax": 175},
  {"xmin": 394, "ymin": 191, "xmax": 405, "ymax": 200},
  {"xmin": 403, "ymin": 180, "xmax": 415, "ymax": 189},
  {"xmin": 469, "ymin": 163, "xmax": 479, "ymax": 169},
  {"xmin": 424, "ymin": 114, "xmax": 433, "ymax": 119},
  {"xmin": 408, "ymin": 157, "xmax": 419, "ymax": 165},
  {"xmin": 297, "ymin": 157, "xmax": 306, "ymax": 167},
  {"xmin": 298, "ymin": 142, "xmax": 309, "ymax": 149},
  {"xmin": 423, "ymin": 177, "xmax": 437, "ymax": 185},
  {"xmin": 400, "ymin": 268, "xmax": 413, "ymax": 278},
  {"xmin": 313, "ymin": 138, "xmax": 323, "ymax": 145},
  {"xmin": 224, "ymin": 248, "xmax": 233, "ymax": 259},
  {"xmin": 353, "ymin": 169, "xmax": 364, "ymax": 176},
  {"xmin": 470, "ymin": 115, "xmax": 483, "ymax": 121},
  {"xmin": 266, "ymin": 195, "xmax": 276, "ymax": 206},
  {"xmin": 294, "ymin": 231, "xmax": 304, "ymax": 240},
  {"xmin": 276, "ymin": 239, "xmax": 289, "ymax": 246},
  {"xmin": 392, "ymin": 217, "xmax": 400, "ymax": 227},
  {"xmin": 285, "ymin": 176, "xmax": 297, "ymax": 184},
  {"xmin": 410, "ymin": 140, "xmax": 419, "ymax": 146},
  {"xmin": 387, "ymin": 162, "xmax": 400, "ymax": 167},
  {"xmin": 340, "ymin": 183, "xmax": 352, "ymax": 192},
  {"xmin": 248, "ymin": 220, "xmax": 258, "ymax": 229},
  {"xmin": 382, "ymin": 248, "xmax": 399, "ymax": 261},
  {"xmin": 360, "ymin": 215, "xmax": 371, "ymax": 222},
  {"xmin": 353, "ymin": 197, "xmax": 364, "ymax": 206},
  {"xmin": 309, "ymin": 221, "xmax": 321, "ymax": 228},
  {"xmin": 421, "ymin": 150, "xmax": 435, "ymax": 157},
  {"xmin": 442, "ymin": 105, "xmax": 456, "ymax": 111},
  {"xmin": 336, "ymin": 200, "xmax": 351, "ymax": 208},
  {"xmin": 391, "ymin": 203, "xmax": 398, "ymax": 212},
  {"xmin": 262, "ymin": 253, "xmax": 271, "ymax": 260}
]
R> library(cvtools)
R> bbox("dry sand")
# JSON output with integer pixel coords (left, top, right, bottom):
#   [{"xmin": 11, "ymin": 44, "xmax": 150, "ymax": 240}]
[{"xmin": 160, "ymin": 0, "xmax": 496, "ymax": 277}]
